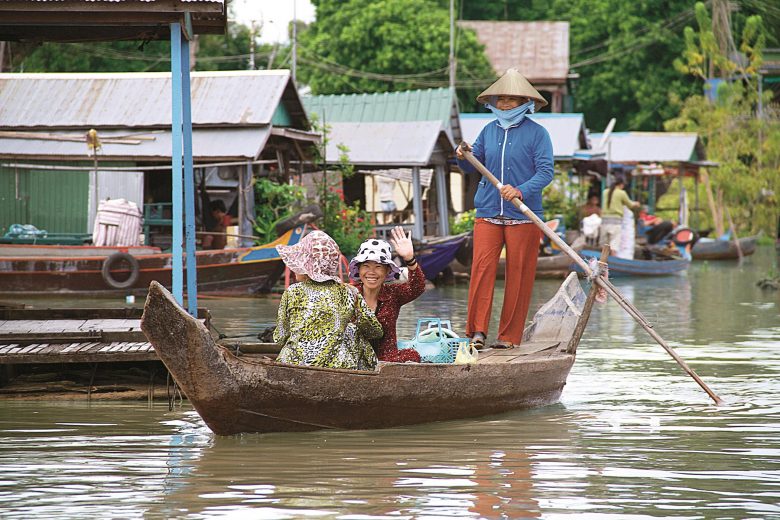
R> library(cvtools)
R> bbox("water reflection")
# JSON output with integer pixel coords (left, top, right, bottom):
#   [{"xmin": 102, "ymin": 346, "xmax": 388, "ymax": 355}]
[
  {"xmin": 148, "ymin": 409, "xmax": 572, "ymax": 519},
  {"xmin": 1, "ymin": 249, "xmax": 779, "ymax": 518}
]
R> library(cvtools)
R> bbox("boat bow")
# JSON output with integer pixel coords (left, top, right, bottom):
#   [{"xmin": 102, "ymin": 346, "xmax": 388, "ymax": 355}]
[{"xmin": 142, "ymin": 281, "xmax": 240, "ymax": 407}]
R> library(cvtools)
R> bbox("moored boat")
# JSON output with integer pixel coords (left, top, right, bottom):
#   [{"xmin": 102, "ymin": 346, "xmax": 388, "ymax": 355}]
[
  {"xmin": 141, "ymin": 272, "xmax": 591, "ymax": 435},
  {"xmin": 0, "ymin": 227, "xmax": 305, "ymax": 296},
  {"xmin": 416, "ymin": 233, "xmax": 469, "ymax": 280},
  {"xmin": 691, "ymin": 236, "xmax": 757, "ymax": 261},
  {"xmin": 575, "ymin": 249, "xmax": 689, "ymax": 277}
]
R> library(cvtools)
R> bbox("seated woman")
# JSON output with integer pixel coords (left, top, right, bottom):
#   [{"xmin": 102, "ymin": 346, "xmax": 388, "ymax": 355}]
[
  {"xmin": 349, "ymin": 226, "xmax": 425, "ymax": 363},
  {"xmin": 274, "ymin": 230, "xmax": 382, "ymax": 370}
]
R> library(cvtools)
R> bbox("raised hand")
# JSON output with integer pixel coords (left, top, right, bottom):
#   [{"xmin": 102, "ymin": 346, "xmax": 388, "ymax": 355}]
[{"xmin": 389, "ymin": 226, "xmax": 414, "ymax": 261}]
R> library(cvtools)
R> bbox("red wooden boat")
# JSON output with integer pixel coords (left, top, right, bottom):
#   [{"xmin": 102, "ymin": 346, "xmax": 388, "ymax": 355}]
[{"xmin": 0, "ymin": 227, "xmax": 304, "ymax": 296}]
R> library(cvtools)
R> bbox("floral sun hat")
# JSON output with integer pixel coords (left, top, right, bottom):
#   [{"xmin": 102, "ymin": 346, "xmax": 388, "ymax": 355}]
[
  {"xmin": 276, "ymin": 230, "xmax": 342, "ymax": 283},
  {"xmin": 349, "ymin": 238, "xmax": 402, "ymax": 282}
]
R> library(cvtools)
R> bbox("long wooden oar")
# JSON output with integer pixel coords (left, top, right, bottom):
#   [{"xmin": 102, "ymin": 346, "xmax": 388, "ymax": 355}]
[{"xmin": 461, "ymin": 146, "xmax": 724, "ymax": 405}]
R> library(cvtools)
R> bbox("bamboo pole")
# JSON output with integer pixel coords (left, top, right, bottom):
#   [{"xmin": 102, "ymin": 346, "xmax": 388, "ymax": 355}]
[
  {"xmin": 700, "ymin": 169, "xmax": 723, "ymax": 237},
  {"xmin": 566, "ymin": 245, "xmax": 610, "ymax": 355},
  {"xmin": 725, "ymin": 207, "xmax": 744, "ymax": 265},
  {"xmin": 461, "ymin": 146, "xmax": 724, "ymax": 405}
]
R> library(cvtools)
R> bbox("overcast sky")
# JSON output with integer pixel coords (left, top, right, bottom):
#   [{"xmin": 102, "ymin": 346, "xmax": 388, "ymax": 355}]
[{"xmin": 230, "ymin": 0, "xmax": 316, "ymax": 43}]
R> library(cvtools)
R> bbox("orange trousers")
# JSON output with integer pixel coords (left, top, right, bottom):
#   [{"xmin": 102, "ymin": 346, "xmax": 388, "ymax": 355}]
[{"xmin": 467, "ymin": 219, "xmax": 540, "ymax": 345}]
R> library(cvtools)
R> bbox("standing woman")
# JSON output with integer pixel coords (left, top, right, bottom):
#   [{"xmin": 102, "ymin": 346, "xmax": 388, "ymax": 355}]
[
  {"xmin": 600, "ymin": 178, "xmax": 640, "ymax": 256},
  {"xmin": 350, "ymin": 226, "xmax": 425, "ymax": 363},
  {"xmin": 456, "ymin": 69, "xmax": 554, "ymax": 350}
]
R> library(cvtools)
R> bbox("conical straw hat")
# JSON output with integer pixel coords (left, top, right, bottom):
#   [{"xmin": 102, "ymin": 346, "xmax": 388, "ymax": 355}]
[{"xmin": 477, "ymin": 68, "xmax": 548, "ymax": 109}]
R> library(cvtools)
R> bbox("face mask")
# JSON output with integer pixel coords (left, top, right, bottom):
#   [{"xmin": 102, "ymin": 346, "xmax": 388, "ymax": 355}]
[{"xmin": 486, "ymin": 99, "xmax": 535, "ymax": 129}]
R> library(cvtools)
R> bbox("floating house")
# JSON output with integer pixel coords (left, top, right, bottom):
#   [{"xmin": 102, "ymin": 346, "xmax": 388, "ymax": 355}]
[
  {"xmin": 304, "ymin": 88, "xmax": 459, "ymax": 238},
  {"xmin": 0, "ymin": 71, "xmax": 317, "ymax": 246},
  {"xmin": 579, "ymin": 131, "xmax": 709, "ymax": 226}
]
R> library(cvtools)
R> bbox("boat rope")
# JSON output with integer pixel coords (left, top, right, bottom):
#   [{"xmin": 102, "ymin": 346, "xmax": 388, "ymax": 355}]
[
  {"xmin": 166, "ymin": 372, "xmax": 183, "ymax": 411},
  {"xmin": 237, "ymin": 408, "xmax": 338, "ymax": 429},
  {"xmin": 586, "ymin": 257, "xmax": 609, "ymax": 304}
]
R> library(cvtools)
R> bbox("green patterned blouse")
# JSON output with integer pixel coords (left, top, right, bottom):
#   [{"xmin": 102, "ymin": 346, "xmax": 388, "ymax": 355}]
[{"xmin": 274, "ymin": 280, "xmax": 383, "ymax": 370}]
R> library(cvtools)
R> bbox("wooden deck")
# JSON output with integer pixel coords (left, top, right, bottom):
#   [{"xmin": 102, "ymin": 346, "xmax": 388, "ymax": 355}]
[{"xmin": 0, "ymin": 307, "xmax": 209, "ymax": 366}]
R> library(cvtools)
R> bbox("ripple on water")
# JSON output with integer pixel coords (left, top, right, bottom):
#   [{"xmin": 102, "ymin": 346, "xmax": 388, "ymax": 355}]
[{"xmin": 1, "ymin": 248, "xmax": 779, "ymax": 518}]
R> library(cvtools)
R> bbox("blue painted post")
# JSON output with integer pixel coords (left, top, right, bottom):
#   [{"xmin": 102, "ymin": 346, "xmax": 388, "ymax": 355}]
[
  {"xmin": 170, "ymin": 22, "xmax": 184, "ymax": 305},
  {"xmin": 181, "ymin": 35, "xmax": 198, "ymax": 316}
]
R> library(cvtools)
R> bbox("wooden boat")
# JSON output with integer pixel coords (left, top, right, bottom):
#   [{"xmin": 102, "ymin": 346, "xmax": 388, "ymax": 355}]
[
  {"xmin": 575, "ymin": 249, "xmax": 689, "ymax": 277},
  {"xmin": 454, "ymin": 231, "xmax": 581, "ymax": 280},
  {"xmin": 691, "ymin": 236, "xmax": 757, "ymax": 261},
  {"xmin": 0, "ymin": 226, "xmax": 304, "ymax": 296},
  {"xmin": 141, "ymin": 272, "xmax": 592, "ymax": 435}
]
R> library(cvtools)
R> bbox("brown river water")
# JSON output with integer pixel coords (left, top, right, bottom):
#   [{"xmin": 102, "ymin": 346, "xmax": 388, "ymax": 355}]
[{"xmin": 1, "ymin": 247, "xmax": 779, "ymax": 519}]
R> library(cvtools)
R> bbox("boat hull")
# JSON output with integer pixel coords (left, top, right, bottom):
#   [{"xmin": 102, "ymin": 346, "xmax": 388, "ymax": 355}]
[
  {"xmin": 576, "ymin": 249, "xmax": 690, "ymax": 277},
  {"xmin": 141, "ymin": 281, "xmax": 576, "ymax": 435},
  {"xmin": 0, "ymin": 227, "xmax": 304, "ymax": 296},
  {"xmin": 417, "ymin": 234, "xmax": 468, "ymax": 280},
  {"xmin": 691, "ymin": 236, "xmax": 757, "ymax": 260}
]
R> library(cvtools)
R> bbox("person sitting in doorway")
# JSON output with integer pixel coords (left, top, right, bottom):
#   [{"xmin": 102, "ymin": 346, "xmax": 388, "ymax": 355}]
[{"xmin": 201, "ymin": 200, "xmax": 234, "ymax": 250}]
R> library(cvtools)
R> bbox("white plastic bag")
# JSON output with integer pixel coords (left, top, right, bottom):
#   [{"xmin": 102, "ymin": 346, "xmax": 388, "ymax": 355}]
[{"xmin": 454, "ymin": 341, "xmax": 479, "ymax": 365}]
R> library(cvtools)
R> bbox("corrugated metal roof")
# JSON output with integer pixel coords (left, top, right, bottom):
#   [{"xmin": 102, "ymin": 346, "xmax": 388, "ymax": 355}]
[
  {"xmin": 0, "ymin": 71, "xmax": 304, "ymax": 129},
  {"xmin": 0, "ymin": 128, "xmax": 271, "ymax": 161},
  {"xmin": 459, "ymin": 21, "xmax": 569, "ymax": 82},
  {"xmin": 588, "ymin": 132, "xmax": 703, "ymax": 163},
  {"xmin": 460, "ymin": 113, "xmax": 587, "ymax": 160},
  {"xmin": 325, "ymin": 121, "xmax": 450, "ymax": 167},
  {"xmin": 303, "ymin": 88, "xmax": 461, "ymax": 143}
]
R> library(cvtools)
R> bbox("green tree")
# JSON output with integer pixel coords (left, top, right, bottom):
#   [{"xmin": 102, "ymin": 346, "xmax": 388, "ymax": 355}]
[
  {"xmin": 461, "ymin": 0, "xmax": 778, "ymax": 131},
  {"xmin": 666, "ymin": 3, "xmax": 779, "ymax": 236},
  {"xmin": 301, "ymin": 0, "xmax": 496, "ymax": 111},
  {"xmin": 9, "ymin": 22, "xmax": 281, "ymax": 73}
]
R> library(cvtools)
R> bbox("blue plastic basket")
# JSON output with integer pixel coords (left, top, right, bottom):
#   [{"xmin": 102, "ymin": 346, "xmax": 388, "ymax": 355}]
[{"xmin": 397, "ymin": 318, "xmax": 467, "ymax": 363}]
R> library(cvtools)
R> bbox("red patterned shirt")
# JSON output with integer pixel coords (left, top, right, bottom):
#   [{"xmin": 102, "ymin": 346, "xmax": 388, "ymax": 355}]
[{"xmin": 358, "ymin": 265, "xmax": 426, "ymax": 363}]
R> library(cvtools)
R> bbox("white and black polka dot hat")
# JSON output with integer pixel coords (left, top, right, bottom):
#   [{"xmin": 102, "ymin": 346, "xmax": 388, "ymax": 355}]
[{"xmin": 349, "ymin": 238, "xmax": 402, "ymax": 282}]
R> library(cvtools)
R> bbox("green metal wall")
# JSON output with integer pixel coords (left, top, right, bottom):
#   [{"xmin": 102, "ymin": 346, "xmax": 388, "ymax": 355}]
[{"xmin": 0, "ymin": 165, "xmax": 89, "ymax": 235}]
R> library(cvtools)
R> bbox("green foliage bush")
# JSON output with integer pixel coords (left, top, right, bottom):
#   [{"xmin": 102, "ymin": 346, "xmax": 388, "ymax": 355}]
[
  {"xmin": 450, "ymin": 209, "xmax": 476, "ymax": 234},
  {"xmin": 253, "ymin": 178, "xmax": 306, "ymax": 244}
]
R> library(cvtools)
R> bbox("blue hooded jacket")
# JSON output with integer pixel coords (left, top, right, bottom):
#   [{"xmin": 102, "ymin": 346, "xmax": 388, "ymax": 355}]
[{"xmin": 457, "ymin": 118, "xmax": 554, "ymax": 220}]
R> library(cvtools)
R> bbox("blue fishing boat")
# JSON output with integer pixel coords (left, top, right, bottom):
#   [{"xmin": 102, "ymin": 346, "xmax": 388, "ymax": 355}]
[{"xmin": 575, "ymin": 249, "xmax": 690, "ymax": 277}]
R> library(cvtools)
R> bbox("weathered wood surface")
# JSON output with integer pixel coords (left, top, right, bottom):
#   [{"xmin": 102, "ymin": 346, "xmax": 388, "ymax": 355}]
[
  {"xmin": 0, "ymin": 341, "xmax": 158, "ymax": 365},
  {"xmin": 143, "ymin": 280, "xmax": 580, "ymax": 435},
  {"xmin": 0, "ymin": 309, "xmax": 204, "ymax": 365}
]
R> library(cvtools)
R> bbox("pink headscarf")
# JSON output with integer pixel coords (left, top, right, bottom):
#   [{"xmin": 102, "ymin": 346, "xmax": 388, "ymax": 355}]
[{"xmin": 276, "ymin": 230, "xmax": 342, "ymax": 283}]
